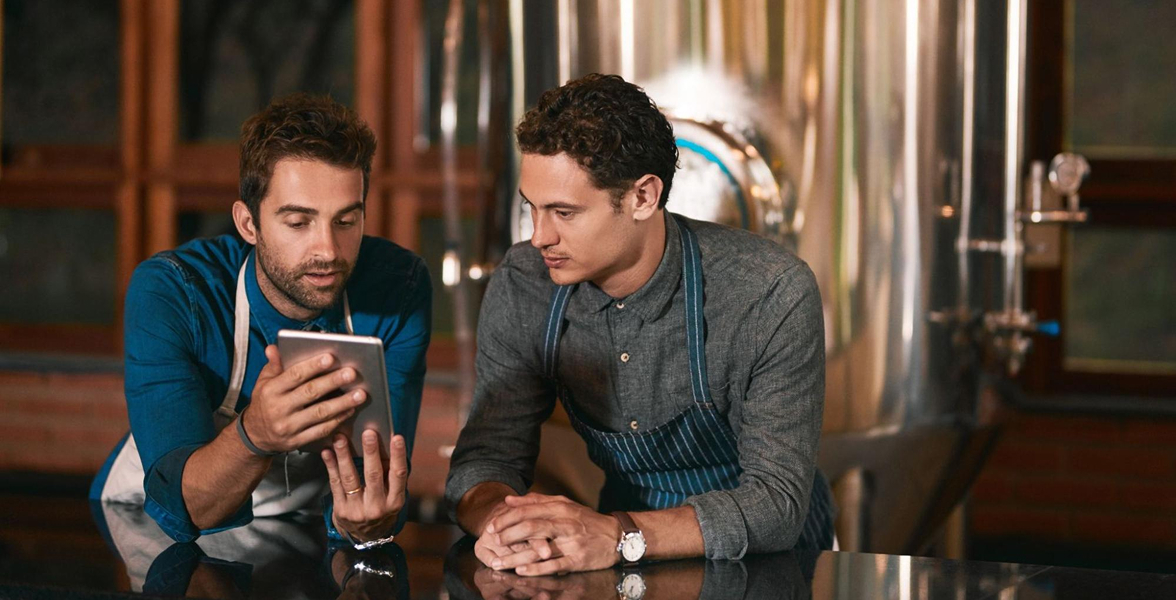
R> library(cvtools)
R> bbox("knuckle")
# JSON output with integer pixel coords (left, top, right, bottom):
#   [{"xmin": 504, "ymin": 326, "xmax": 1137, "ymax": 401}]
[
  {"xmin": 302, "ymin": 381, "xmax": 318, "ymax": 400},
  {"xmin": 315, "ymin": 423, "xmax": 336, "ymax": 440}
]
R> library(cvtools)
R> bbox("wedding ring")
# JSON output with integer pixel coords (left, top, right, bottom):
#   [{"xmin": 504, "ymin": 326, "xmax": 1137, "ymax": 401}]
[{"xmin": 345, "ymin": 486, "xmax": 364, "ymax": 496}]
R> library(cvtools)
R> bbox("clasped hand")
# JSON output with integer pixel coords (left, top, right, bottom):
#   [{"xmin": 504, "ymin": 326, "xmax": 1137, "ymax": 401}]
[{"xmin": 474, "ymin": 493, "xmax": 623, "ymax": 576}]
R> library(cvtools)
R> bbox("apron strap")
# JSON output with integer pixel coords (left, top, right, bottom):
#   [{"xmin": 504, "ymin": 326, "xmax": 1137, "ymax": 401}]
[
  {"xmin": 677, "ymin": 217, "xmax": 714, "ymax": 406},
  {"xmin": 215, "ymin": 262, "xmax": 252, "ymax": 423},
  {"xmin": 542, "ymin": 284, "xmax": 574, "ymax": 379}
]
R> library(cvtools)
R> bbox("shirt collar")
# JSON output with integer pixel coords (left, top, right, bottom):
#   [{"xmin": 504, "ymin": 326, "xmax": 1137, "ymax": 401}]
[
  {"xmin": 243, "ymin": 249, "xmax": 347, "ymax": 344},
  {"xmin": 574, "ymin": 211, "xmax": 683, "ymax": 322}
]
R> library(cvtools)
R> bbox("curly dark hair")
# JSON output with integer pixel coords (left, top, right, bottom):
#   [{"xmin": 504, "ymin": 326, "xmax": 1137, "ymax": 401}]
[
  {"xmin": 239, "ymin": 93, "xmax": 377, "ymax": 219},
  {"xmin": 516, "ymin": 73, "xmax": 678, "ymax": 209}
]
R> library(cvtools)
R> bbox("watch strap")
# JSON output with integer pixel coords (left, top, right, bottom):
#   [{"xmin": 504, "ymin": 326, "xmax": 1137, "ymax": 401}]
[{"xmin": 613, "ymin": 511, "xmax": 639, "ymax": 534}]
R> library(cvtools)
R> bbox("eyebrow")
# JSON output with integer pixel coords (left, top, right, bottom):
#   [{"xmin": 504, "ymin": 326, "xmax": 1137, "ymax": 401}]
[
  {"xmin": 275, "ymin": 202, "xmax": 364, "ymax": 218},
  {"xmin": 518, "ymin": 191, "xmax": 582, "ymax": 211}
]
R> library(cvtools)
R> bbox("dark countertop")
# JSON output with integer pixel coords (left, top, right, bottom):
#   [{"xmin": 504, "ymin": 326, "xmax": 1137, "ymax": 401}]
[{"xmin": 1, "ymin": 494, "xmax": 1173, "ymax": 599}]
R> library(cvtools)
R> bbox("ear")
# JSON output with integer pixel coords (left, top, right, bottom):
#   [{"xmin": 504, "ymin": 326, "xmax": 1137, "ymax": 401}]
[
  {"xmin": 629, "ymin": 174, "xmax": 664, "ymax": 222},
  {"xmin": 232, "ymin": 201, "xmax": 259, "ymax": 245}
]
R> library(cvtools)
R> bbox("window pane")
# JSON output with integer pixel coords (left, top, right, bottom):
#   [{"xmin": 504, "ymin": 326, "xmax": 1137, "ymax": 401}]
[
  {"xmin": 177, "ymin": 212, "xmax": 238, "ymax": 246},
  {"xmin": 1067, "ymin": 0, "xmax": 1176, "ymax": 158},
  {"xmin": 1, "ymin": 0, "xmax": 119, "ymax": 145},
  {"xmin": 179, "ymin": 0, "xmax": 356, "ymax": 143},
  {"xmin": 1064, "ymin": 227, "xmax": 1176, "ymax": 374},
  {"xmin": 418, "ymin": 216, "xmax": 480, "ymax": 337},
  {"xmin": 0, "ymin": 209, "xmax": 116, "ymax": 324}
]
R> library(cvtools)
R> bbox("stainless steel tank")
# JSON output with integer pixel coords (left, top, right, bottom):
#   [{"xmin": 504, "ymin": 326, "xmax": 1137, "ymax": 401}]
[{"xmin": 439, "ymin": 0, "xmax": 1088, "ymax": 554}]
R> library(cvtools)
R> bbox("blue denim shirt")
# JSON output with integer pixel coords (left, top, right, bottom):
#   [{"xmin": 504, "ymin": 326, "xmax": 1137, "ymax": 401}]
[{"xmin": 92, "ymin": 234, "xmax": 430, "ymax": 542}]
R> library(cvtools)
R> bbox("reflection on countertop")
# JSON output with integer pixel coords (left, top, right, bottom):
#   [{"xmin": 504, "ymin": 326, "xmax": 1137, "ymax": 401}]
[{"xmin": 0, "ymin": 491, "xmax": 1174, "ymax": 599}]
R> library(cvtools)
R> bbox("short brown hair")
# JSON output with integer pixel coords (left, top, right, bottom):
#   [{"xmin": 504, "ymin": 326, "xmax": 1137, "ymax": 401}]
[
  {"xmin": 516, "ymin": 73, "xmax": 678, "ymax": 208},
  {"xmin": 239, "ymin": 93, "xmax": 377, "ymax": 217}
]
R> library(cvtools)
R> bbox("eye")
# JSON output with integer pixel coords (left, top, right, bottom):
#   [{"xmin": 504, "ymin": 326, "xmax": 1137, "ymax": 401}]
[
  {"xmin": 555, "ymin": 210, "xmax": 574, "ymax": 219},
  {"xmin": 335, "ymin": 218, "xmax": 357, "ymax": 228},
  {"xmin": 286, "ymin": 220, "xmax": 309, "ymax": 230}
]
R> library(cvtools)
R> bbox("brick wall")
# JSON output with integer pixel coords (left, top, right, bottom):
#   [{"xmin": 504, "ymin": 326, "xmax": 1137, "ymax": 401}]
[
  {"xmin": 0, "ymin": 370, "xmax": 462, "ymax": 499},
  {"xmin": 969, "ymin": 411, "xmax": 1176, "ymax": 549},
  {"xmin": 0, "ymin": 371, "xmax": 128, "ymax": 474}
]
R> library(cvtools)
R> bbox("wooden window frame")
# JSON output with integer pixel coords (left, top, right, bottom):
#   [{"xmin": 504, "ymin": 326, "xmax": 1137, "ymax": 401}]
[
  {"xmin": 1021, "ymin": 0, "xmax": 1176, "ymax": 397},
  {"xmin": 0, "ymin": 0, "xmax": 483, "ymax": 372}
]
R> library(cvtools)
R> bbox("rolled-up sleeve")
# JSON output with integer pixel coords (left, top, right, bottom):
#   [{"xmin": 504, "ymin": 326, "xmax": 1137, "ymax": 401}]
[
  {"xmin": 124, "ymin": 259, "xmax": 252, "ymax": 542},
  {"xmin": 444, "ymin": 256, "xmax": 556, "ymax": 522},
  {"xmin": 684, "ymin": 262, "xmax": 825, "ymax": 559}
]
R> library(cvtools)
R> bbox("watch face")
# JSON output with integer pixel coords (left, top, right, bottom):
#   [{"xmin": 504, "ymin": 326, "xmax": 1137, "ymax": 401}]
[
  {"xmin": 621, "ymin": 533, "xmax": 646, "ymax": 562},
  {"xmin": 621, "ymin": 573, "xmax": 647, "ymax": 598}
]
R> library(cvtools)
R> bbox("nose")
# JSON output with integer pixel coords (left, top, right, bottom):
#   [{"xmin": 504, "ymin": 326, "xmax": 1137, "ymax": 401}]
[
  {"xmin": 310, "ymin": 221, "xmax": 340, "ymax": 263},
  {"xmin": 530, "ymin": 210, "xmax": 558, "ymax": 250}
]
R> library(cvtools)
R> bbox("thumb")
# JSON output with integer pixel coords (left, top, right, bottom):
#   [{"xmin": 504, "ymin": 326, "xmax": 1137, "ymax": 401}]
[{"xmin": 259, "ymin": 345, "xmax": 283, "ymax": 379}]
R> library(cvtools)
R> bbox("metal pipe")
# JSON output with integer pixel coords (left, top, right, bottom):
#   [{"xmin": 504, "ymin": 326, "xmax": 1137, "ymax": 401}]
[
  {"xmin": 1003, "ymin": 0, "xmax": 1029, "ymax": 315},
  {"xmin": 957, "ymin": 0, "xmax": 977, "ymax": 312},
  {"xmin": 440, "ymin": 0, "xmax": 476, "ymax": 423}
]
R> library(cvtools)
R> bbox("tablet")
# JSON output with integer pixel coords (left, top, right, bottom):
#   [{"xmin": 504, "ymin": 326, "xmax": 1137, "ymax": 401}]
[{"xmin": 276, "ymin": 329, "xmax": 394, "ymax": 454}]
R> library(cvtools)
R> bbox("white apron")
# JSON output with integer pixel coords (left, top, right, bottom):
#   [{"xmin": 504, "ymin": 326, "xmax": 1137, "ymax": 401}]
[{"xmin": 97, "ymin": 261, "xmax": 354, "ymax": 521}]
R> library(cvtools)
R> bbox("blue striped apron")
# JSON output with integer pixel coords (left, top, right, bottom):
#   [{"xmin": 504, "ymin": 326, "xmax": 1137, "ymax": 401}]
[{"xmin": 542, "ymin": 216, "xmax": 835, "ymax": 550}]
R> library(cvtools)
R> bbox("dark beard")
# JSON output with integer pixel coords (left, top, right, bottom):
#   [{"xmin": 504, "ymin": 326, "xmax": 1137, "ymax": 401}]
[{"xmin": 256, "ymin": 236, "xmax": 352, "ymax": 314}]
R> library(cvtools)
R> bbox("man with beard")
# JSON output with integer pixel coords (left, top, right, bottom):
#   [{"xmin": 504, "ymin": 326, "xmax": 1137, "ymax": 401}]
[
  {"xmin": 91, "ymin": 94, "xmax": 431, "ymax": 545},
  {"xmin": 446, "ymin": 74, "xmax": 833, "ymax": 576}
]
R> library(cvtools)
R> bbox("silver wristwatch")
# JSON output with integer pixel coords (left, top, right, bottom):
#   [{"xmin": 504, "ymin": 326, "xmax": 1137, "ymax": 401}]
[{"xmin": 613, "ymin": 511, "xmax": 647, "ymax": 565}]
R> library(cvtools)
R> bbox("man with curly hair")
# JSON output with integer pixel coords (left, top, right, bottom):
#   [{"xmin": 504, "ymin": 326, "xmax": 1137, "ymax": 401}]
[
  {"xmin": 446, "ymin": 73, "xmax": 833, "ymax": 576},
  {"xmin": 91, "ymin": 94, "xmax": 431, "ymax": 546}
]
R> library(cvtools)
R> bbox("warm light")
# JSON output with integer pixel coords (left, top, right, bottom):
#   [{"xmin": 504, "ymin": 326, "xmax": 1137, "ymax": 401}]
[{"xmin": 442, "ymin": 250, "xmax": 460, "ymax": 287}]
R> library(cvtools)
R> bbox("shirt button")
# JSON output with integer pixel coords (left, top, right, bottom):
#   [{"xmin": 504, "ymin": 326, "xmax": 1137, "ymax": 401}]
[
  {"xmin": 616, "ymin": 302, "xmax": 625, "ymax": 309},
  {"xmin": 620, "ymin": 352, "xmax": 630, "ymax": 363},
  {"xmin": 630, "ymin": 420, "xmax": 639, "ymax": 430}
]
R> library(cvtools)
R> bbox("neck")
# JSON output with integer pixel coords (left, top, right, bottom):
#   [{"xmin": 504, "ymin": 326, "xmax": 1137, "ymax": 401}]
[
  {"xmin": 254, "ymin": 257, "xmax": 321, "ymax": 322},
  {"xmin": 595, "ymin": 211, "xmax": 667, "ymax": 298}
]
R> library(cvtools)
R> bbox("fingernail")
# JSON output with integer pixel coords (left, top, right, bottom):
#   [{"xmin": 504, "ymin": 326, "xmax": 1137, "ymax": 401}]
[
  {"xmin": 321, "ymin": 355, "xmax": 332, "ymax": 366},
  {"xmin": 341, "ymin": 368, "xmax": 354, "ymax": 382},
  {"xmin": 334, "ymin": 438, "xmax": 347, "ymax": 449},
  {"xmin": 491, "ymin": 559, "xmax": 501, "ymax": 569},
  {"xmin": 352, "ymin": 390, "xmax": 365, "ymax": 402},
  {"xmin": 394, "ymin": 436, "xmax": 405, "ymax": 448},
  {"xmin": 517, "ymin": 566, "xmax": 527, "ymax": 574},
  {"xmin": 485, "ymin": 523, "xmax": 495, "ymax": 533}
]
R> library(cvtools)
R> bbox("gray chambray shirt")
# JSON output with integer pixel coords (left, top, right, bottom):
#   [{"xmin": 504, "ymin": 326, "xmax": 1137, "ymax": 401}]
[{"xmin": 445, "ymin": 212, "xmax": 825, "ymax": 560}]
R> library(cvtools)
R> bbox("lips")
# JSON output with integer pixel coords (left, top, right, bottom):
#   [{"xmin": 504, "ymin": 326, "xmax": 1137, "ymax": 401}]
[
  {"xmin": 303, "ymin": 271, "xmax": 340, "ymax": 287},
  {"xmin": 542, "ymin": 256, "xmax": 569, "ymax": 268}
]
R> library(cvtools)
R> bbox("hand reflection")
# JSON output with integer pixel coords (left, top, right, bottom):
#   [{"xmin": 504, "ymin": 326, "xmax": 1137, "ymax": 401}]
[{"xmin": 472, "ymin": 566, "xmax": 616, "ymax": 600}]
